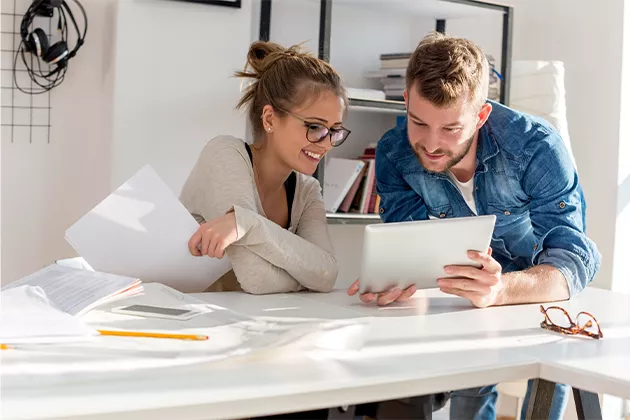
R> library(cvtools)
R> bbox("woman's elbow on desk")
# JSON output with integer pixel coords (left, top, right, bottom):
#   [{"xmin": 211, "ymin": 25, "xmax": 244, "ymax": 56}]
[
  {"xmin": 305, "ymin": 280, "xmax": 335, "ymax": 293},
  {"xmin": 237, "ymin": 269, "xmax": 302, "ymax": 295},
  {"xmin": 229, "ymin": 246, "xmax": 339, "ymax": 294},
  {"xmin": 238, "ymin": 265, "xmax": 338, "ymax": 294},
  {"xmin": 240, "ymin": 282, "xmax": 286, "ymax": 295},
  {"xmin": 299, "ymin": 260, "xmax": 338, "ymax": 293}
]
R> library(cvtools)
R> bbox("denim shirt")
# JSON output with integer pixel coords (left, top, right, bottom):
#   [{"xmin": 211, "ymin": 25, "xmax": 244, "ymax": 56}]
[{"xmin": 375, "ymin": 101, "xmax": 601, "ymax": 297}]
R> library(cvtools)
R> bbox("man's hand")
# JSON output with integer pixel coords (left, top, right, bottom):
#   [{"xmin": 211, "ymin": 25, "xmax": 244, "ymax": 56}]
[
  {"xmin": 438, "ymin": 248, "xmax": 504, "ymax": 308},
  {"xmin": 188, "ymin": 212, "xmax": 238, "ymax": 259},
  {"xmin": 347, "ymin": 280, "xmax": 417, "ymax": 306}
]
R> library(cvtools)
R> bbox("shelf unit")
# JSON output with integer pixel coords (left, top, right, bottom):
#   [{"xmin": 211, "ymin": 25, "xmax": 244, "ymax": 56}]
[{"xmin": 259, "ymin": 0, "xmax": 513, "ymax": 225}]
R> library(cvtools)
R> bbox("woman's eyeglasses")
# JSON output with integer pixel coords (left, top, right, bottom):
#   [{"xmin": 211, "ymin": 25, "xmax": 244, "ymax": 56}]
[
  {"xmin": 277, "ymin": 107, "xmax": 351, "ymax": 148},
  {"xmin": 539, "ymin": 305, "xmax": 603, "ymax": 340}
]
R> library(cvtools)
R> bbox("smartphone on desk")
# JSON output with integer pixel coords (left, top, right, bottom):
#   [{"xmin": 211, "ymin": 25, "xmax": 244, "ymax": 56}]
[{"xmin": 111, "ymin": 304, "xmax": 202, "ymax": 321}]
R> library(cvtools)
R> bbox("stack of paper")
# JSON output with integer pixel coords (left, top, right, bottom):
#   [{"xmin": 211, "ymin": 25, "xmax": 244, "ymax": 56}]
[
  {"xmin": 345, "ymin": 87, "xmax": 386, "ymax": 101},
  {"xmin": 2, "ymin": 265, "xmax": 142, "ymax": 317},
  {"xmin": 0, "ymin": 286, "xmax": 93, "ymax": 344}
]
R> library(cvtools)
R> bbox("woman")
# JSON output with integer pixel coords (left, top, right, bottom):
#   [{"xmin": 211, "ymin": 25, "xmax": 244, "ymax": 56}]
[{"xmin": 179, "ymin": 40, "xmax": 350, "ymax": 295}]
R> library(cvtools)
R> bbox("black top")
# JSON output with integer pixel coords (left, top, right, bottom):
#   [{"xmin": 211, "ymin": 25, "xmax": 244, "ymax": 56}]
[{"xmin": 244, "ymin": 143, "xmax": 296, "ymax": 226}]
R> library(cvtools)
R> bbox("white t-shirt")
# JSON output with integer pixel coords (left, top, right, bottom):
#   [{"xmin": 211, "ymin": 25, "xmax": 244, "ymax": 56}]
[{"xmin": 448, "ymin": 172, "xmax": 477, "ymax": 215}]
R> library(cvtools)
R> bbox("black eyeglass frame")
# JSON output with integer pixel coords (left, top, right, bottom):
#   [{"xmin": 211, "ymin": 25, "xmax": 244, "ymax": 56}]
[{"xmin": 275, "ymin": 106, "xmax": 351, "ymax": 148}]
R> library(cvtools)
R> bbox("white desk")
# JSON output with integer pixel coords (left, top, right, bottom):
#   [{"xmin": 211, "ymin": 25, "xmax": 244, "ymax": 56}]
[
  {"xmin": 3, "ymin": 287, "xmax": 629, "ymax": 420},
  {"xmin": 197, "ymin": 287, "xmax": 630, "ymax": 418},
  {"xmin": 509, "ymin": 287, "xmax": 630, "ymax": 411}
]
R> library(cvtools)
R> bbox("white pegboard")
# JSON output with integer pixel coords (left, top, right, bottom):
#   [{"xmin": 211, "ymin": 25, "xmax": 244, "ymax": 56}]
[{"xmin": 1, "ymin": 0, "xmax": 53, "ymax": 144}]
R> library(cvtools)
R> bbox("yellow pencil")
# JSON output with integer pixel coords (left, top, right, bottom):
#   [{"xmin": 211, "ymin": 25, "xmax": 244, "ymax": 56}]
[
  {"xmin": 0, "ymin": 344, "xmax": 11, "ymax": 350},
  {"xmin": 97, "ymin": 329, "xmax": 208, "ymax": 341}
]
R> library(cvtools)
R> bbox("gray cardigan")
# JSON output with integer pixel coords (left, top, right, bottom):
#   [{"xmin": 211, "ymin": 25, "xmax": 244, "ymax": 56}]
[{"xmin": 179, "ymin": 135, "xmax": 338, "ymax": 294}]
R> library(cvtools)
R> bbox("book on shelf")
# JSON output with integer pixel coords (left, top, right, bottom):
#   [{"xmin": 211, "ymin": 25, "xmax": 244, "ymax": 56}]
[
  {"xmin": 329, "ymin": 145, "xmax": 381, "ymax": 216},
  {"xmin": 379, "ymin": 52, "xmax": 412, "ymax": 69},
  {"xmin": 384, "ymin": 88, "xmax": 405, "ymax": 101},
  {"xmin": 338, "ymin": 163, "xmax": 367, "ymax": 213},
  {"xmin": 365, "ymin": 68, "xmax": 406, "ymax": 79},
  {"xmin": 380, "ymin": 52, "xmax": 412, "ymax": 60},
  {"xmin": 380, "ymin": 77, "xmax": 405, "ymax": 89},
  {"xmin": 357, "ymin": 159, "xmax": 375, "ymax": 214},
  {"xmin": 362, "ymin": 52, "xmax": 412, "ymax": 101},
  {"xmin": 323, "ymin": 158, "xmax": 366, "ymax": 213},
  {"xmin": 380, "ymin": 58, "xmax": 410, "ymax": 69},
  {"xmin": 346, "ymin": 87, "xmax": 386, "ymax": 101}
]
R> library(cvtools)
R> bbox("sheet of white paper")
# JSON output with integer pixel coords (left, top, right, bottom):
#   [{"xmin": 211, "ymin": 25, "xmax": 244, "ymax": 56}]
[
  {"xmin": 0, "ymin": 286, "xmax": 93, "ymax": 344},
  {"xmin": 3, "ymin": 265, "xmax": 141, "ymax": 316},
  {"xmin": 64, "ymin": 165, "xmax": 232, "ymax": 293},
  {"xmin": 84, "ymin": 282, "xmax": 252, "ymax": 329},
  {"xmin": 55, "ymin": 257, "xmax": 94, "ymax": 271},
  {"xmin": 2, "ymin": 284, "xmax": 369, "ymax": 387}
]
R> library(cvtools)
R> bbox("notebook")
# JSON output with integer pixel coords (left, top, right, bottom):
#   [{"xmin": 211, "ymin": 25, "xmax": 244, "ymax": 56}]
[{"xmin": 2, "ymin": 264, "xmax": 143, "ymax": 317}]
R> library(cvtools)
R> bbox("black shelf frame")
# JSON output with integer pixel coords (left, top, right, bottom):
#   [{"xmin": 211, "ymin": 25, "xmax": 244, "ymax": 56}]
[
  {"xmin": 258, "ymin": 0, "xmax": 514, "ymax": 221},
  {"xmin": 174, "ymin": 0, "xmax": 241, "ymax": 7},
  {"xmin": 258, "ymin": 0, "xmax": 514, "ymax": 107}
]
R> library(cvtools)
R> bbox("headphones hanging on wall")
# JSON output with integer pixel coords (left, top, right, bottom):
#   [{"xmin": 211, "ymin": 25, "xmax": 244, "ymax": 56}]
[{"xmin": 16, "ymin": 0, "xmax": 88, "ymax": 94}]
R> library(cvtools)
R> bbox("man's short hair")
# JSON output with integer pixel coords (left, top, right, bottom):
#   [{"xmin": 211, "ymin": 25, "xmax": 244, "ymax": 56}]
[{"xmin": 406, "ymin": 32, "xmax": 489, "ymax": 108}]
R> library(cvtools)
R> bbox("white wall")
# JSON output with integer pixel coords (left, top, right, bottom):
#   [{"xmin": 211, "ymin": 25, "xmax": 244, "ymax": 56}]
[
  {"xmin": 496, "ymin": 2, "xmax": 628, "ymax": 418},
  {"xmin": 110, "ymin": 0, "xmax": 254, "ymax": 194},
  {"xmin": 509, "ymin": 0, "xmax": 625, "ymax": 292},
  {"xmin": 445, "ymin": 13, "xmax": 504, "ymax": 80},
  {"xmin": 613, "ymin": 0, "xmax": 630, "ymax": 296},
  {"xmin": 1, "ymin": 0, "xmax": 256, "ymax": 284},
  {"xmin": 330, "ymin": 3, "xmax": 434, "ymax": 90},
  {"xmin": 327, "ymin": 224, "xmax": 368, "ymax": 289},
  {"xmin": 1, "ymin": 0, "xmax": 117, "ymax": 284},
  {"xmin": 269, "ymin": 0, "xmax": 320, "ymax": 58}
]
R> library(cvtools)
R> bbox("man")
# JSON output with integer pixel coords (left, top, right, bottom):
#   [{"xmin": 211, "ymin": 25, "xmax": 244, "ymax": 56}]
[{"xmin": 348, "ymin": 33, "xmax": 600, "ymax": 419}]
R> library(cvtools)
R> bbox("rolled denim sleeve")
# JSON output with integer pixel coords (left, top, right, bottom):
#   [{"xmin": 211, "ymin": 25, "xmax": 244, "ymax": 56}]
[
  {"xmin": 522, "ymin": 133, "xmax": 601, "ymax": 296},
  {"xmin": 375, "ymin": 143, "xmax": 428, "ymax": 223}
]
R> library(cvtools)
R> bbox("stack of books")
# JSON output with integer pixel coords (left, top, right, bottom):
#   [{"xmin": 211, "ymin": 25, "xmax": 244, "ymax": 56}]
[
  {"xmin": 363, "ymin": 53, "xmax": 410, "ymax": 101},
  {"xmin": 377, "ymin": 53, "xmax": 410, "ymax": 101},
  {"xmin": 366, "ymin": 52, "xmax": 500, "ymax": 102},
  {"xmin": 323, "ymin": 145, "xmax": 380, "ymax": 215}
]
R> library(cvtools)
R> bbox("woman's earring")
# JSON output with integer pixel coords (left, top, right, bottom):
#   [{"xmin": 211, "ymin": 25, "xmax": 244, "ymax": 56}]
[{"xmin": 267, "ymin": 127, "xmax": 272, "ymax": 132}]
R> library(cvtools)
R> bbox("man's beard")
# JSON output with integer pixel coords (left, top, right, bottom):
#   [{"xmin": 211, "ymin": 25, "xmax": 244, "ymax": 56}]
[{"xmin": 414, "ymin": 134, "xmax": 475, "ymax": 174}]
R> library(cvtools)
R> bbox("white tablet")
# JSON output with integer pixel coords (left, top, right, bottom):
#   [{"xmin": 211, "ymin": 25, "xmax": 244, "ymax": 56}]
[{"xmin": 358, "ymin": 215, "xmax": 496, "ymax": 294}]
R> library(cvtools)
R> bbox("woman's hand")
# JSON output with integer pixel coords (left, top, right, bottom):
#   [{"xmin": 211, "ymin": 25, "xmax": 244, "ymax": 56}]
[{"xmin": 188, "ymin": 212, "xmax": 238, "ymax": 259}]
